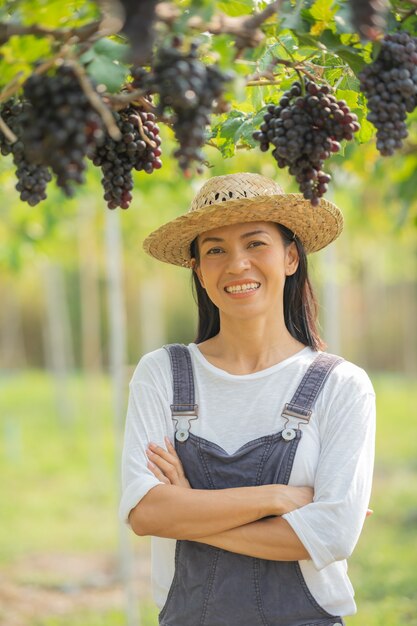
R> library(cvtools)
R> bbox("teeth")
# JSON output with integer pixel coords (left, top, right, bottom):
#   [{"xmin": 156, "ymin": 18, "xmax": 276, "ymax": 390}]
[{"xmin": 225, "ymin": 282, "xmax": 260, "ymax": 293}]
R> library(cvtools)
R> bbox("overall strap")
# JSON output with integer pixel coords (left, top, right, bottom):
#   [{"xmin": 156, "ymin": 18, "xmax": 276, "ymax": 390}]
[
  {"xmin": 282, "ymin": 352, "xmax": 344, "ymax": 424},
  {"xmin": 163, "ymin": 343, "xmax": 198, "ymax": 442}
]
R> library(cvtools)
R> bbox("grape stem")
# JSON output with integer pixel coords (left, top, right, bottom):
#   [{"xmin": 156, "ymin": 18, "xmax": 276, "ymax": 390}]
[
  {"xmin": 106, "ymin": 89, "xmax": 155, "ymax": 111},
  {"xmin": 247, "ymin": 58, "xmax": 317, "ymax": 86},
  {"xmin": 69, "ymin": 59, "xmax": 121, "ymax": 141},
  {"xmin": 135, "ymin": 113, "xmax": 157, "ymax": 149},
  {"xmin": 0, "ymin": 113, "xmax": 17, "ymax": 143}
]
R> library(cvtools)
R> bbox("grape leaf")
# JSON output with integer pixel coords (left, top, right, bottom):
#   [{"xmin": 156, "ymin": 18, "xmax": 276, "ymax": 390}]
[
  {"xmin": 309, "ymin": 0, "xmax": 337, "ymax": 35},
  {"xmin": 84, "ymin": 56, "xmax": 129, "ymax": 93},
  {"xmin": 214, "ymin": 111, "xmax": 247, "ymax": 157},
  {"xmin": 355, "ymin": 117, "xmax": 375, "ymax": 144},
  {"xmin": 336, "ymin": 89, "xmax": 359, "ymax": 108},
  {"xmin": 81, "ymin": 38, "xmax": 128, "ymax": 65},
  {"xmin": 217, "ymin": 0, "xmax": 253, "ymax": 17}
]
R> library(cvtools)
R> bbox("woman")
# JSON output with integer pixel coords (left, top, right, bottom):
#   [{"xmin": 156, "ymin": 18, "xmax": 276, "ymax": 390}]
[{"xmin": 120, "ymin": 172, "xmax": 376, "ymax": 626}]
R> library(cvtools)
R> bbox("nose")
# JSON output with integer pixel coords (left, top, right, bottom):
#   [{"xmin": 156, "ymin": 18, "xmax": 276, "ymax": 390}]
[{"xmin": 225, "ymin": 248, "xmax": 251, "ymax": 274}]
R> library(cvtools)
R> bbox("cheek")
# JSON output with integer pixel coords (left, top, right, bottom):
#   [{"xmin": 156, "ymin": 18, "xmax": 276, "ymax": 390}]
[{"xmin": 260, "ymin": 249, "xmax": 287, "ymax": 274}]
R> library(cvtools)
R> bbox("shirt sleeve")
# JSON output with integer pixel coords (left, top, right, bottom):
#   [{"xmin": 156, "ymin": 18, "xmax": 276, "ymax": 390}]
[
  {"xmin": 282, "ymin": 366, "xmax": 376, "ymax": 571},
  {"xmin": 118, "ymin": 353, "xmax": 174, "ymax": 525}
]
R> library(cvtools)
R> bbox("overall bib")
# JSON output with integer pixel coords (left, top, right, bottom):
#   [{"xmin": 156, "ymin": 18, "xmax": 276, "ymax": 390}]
[{"xmin": 160, "ymin": 344, "xmax": 345, "ymax": 626}]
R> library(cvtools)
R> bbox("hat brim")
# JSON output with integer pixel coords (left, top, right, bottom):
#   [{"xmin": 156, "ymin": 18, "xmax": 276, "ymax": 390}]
[{"xmin": 143, "ymin": 192, "xmax": 343, "ymax": 267}]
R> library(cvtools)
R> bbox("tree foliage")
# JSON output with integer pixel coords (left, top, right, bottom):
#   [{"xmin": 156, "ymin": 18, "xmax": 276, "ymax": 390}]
[{"xmin": 0, "ymin": 0, "xmax": 417, "ymax": 220}]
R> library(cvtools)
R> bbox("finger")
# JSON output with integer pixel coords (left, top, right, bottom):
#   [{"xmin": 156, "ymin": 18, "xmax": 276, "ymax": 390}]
[
  {"xmin": 164, "ymin": 436, "xmax": 178, "ymax": 456},
  {"xmin": 366, "ymin": 508, "xmax": 374, "ymax": 517},
  {"xmin": 146, "ymin": 448, "xmax": 179, "ymax": 481},
  {"xmin": 147, "ymin": 460, "xmax": 170, "ymax": 485},
  {"xmin": 148, "ymin": 441, "xmax": 185, "ymax": 477},
  {"xmin": 148, "ymin": 441, "xmax": 177, "ymax": 464}
]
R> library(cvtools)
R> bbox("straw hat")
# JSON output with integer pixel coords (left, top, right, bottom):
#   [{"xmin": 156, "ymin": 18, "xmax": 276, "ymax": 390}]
[{"xmin": 143, "ymin": 172, "xmax": 343, "ymax": 267}]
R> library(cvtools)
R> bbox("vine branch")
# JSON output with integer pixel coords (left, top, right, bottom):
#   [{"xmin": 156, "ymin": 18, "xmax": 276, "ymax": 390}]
[
  {"xmin": 0, "ymin": 20, "xmax": 102, "ymax": 46},
  {"xmin": 69, "ymin": 60, "xmax": 121, "ymax": 140},
  {"xmin": 158, "ymin": 0, "xmax": 285, "ymax": 49}
]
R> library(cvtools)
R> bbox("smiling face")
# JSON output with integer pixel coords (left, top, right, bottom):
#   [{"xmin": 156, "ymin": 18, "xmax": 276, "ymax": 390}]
[{"xmin": 192, "ymin": 221, "xmax": 299, "ymax": 322}]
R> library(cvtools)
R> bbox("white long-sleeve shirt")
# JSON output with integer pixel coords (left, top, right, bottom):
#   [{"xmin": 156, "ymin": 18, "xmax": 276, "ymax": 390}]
[{"xmin": 119, "ymin": 343, "xmax": 376, "ymax": 617}]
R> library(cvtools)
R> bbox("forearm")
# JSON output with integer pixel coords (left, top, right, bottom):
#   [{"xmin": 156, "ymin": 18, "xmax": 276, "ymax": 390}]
[
  {"xmin": 129, "ymin": 483, "xmax": 281, "ymax": 539},
  {"xmin": 194, "ymin": 516, "xmax": 310, "ymax": 561}
]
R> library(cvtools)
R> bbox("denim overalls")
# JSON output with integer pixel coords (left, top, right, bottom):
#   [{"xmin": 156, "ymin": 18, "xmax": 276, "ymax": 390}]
[{"xmin": 160, "ymin": 344, "xmax": 345, "ymax": 626}]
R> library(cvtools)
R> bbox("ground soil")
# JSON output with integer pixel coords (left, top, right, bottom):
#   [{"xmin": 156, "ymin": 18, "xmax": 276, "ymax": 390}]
[{"xmin": 0, "ymin": 550, "xmax": 152, "ymax": 626}]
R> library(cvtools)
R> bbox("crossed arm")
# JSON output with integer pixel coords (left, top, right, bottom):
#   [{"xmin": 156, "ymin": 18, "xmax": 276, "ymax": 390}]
[{"xmin": 128, "ymin": 438, "xmax": 314, "ymax": 561}]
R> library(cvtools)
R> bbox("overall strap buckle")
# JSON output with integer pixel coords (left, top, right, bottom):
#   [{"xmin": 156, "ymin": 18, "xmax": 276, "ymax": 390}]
[
  {"xmin": 164, "ymin": 344, "xmax": 199, "ymax": 443},
  {"xmin": 171, "ymin": 405, "xmax": 198, "ymax": 442},
  {"xmin": 281, "ymin": 353, "xmax": 344, "ymax": 442}
]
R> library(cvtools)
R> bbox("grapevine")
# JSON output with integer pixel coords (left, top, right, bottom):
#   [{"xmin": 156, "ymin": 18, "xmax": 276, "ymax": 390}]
[
  {"xmin": 359, "ymin": 31, "xmax": 417, "ymax": 156},
  {"xmin": 1, "ymin": 0, "xmax": 417, "ymax": 211},
  {"xmin": 149, "ymin": 39, "xmax": 233, "ymax": 173},
  {"xmin": 22, "ymin": 64, "xmax": 105, "ymax": 197},
  {"xmin": 253, "ymin": 81, "xmax": 360, "ymax": 205},
  {"xmin": 0, "ymin": 99, "xmax": 52, "ymax": 206},
  {"xmin": 89, "ymin": 100, "xmax": 162, "ymax": 210}
]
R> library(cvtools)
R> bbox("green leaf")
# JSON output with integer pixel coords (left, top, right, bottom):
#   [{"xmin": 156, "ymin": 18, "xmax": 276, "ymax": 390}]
[
  {"xmin": 237, "ymin": 109, "xmax": 267, "ymax": 147},
  {"xmin": 280, "ymin": 1, "xmax": 307, "ymax": 32},
  {"xmin": 336, "ymin": 73, "xmax": 360, "ymax": 91},
  {"xmin": 309, "ymin": 0, "xmax": 337, "ymax": 26},
  {"xmin": 210, "ymin": 34, "xmax": 237, "ymax": 71},
  {"xmin": 16, "ymin": 0, "xmax": 99, "ymax": 28},
  {"xmin": 0, "ymin": 35, "xmax": 52, "ymax": 90},
  {"xmin": 81, "ymin": 38, "xmax": 129, "ymax": 65},
  {"xmin": 81, "ymin": 38, "xmax": 130, "ymax": 92},
  {"xmin": 214, "ymin": 111, "xmax": 247, "ymax": 157},
  {"xmin": 85, "ymin": 57, "xmax": 129, "ymax": 93},
  {"xmin": 355, "ymin": 117, "xmax": 375, "ymax": 144},
  {"xmin": 335, "ymin": 89, "xmax": 359, "ymax": 109},
  {"xmin": 336, "ymin": 48, "xmax": 366, "ymax": 75},
  {"xmin": 188, "ymin": 0, "xmax": 215, "ymax": 21},
  {"xmin": 217, "ymin": 0, "xmax": 253, "ymax": 16}
]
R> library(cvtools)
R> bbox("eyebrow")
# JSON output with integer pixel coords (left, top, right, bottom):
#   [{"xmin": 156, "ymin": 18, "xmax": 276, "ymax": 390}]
[{"xmin": 200, "ymin": 230, "xmax": 269, "ymax": 245}]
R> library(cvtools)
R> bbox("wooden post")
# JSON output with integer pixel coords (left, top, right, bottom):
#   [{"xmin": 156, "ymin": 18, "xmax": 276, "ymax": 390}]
[
  {"xmin": 104, "ymin": 209, "xmax": 141, "ymax": 626},
  {"xmin": 41, "ymin": 260, "xmax": 74, "ymax": 425}
]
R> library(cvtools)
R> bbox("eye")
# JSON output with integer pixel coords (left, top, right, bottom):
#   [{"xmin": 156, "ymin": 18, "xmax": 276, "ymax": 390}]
[
  {"xmin": 248, "ymin": 240, "xmax": 266, "ymax": 248},
  {"xmin": 206, "ymin": 246, "xmax": 224, "ymax": 255}
]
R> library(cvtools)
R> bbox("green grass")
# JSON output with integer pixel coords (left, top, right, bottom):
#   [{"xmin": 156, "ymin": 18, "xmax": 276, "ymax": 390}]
[
  {"xmin": 0, "ymin": 370, "xmax": 119, "ymax": 562},
  {"xmin": 0, "ymin": 371, "xmax": 416, "ymax": 625},
  {"xmin": 31, "ymin": 604, "xmax": 158, "ymax": 626},
  {"xmin": 345, "ymin": 375, "xmax": 417, "ymax": 626}
]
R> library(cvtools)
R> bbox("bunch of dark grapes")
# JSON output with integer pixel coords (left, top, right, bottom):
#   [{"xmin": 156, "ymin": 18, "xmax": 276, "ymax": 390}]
[
  {"xmin": 89, "ymin": 103, "xmax": 162, "ymax": 209},
  {"xmin": 119, "ymin": 0, "xmax": 159, "ymax": 65},
  {"xmin": 359, "ymin": 31, "xmax": 417, "ymax": 156},
  {"xmin": 0, "ymin": 99, "xmax": 52, "ymax": 206},
  {"xmin": 150, "ymin": 39, "xmax": 233, "ymax": 173},
  {"xmin": 253, "ymin": 81, "xmax": 360, "ymax": 205},
  {"xmin": 22, "ymin": 64, "xmax": 104, "ymax": 196},
  {"xmin": 349, "ymin": 0, "xmax": 388, "ymax": 40}
]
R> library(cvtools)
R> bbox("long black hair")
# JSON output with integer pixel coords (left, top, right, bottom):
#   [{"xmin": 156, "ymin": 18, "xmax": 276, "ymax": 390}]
[{"xmin": 189, "ymin": 223, "xmax": 325, "ymax": 350}]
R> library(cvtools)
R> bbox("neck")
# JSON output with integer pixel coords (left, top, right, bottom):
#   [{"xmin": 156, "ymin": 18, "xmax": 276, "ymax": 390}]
[{"xmin": 199, "ymin": 309, "xmax": 306, "ymax": 375}]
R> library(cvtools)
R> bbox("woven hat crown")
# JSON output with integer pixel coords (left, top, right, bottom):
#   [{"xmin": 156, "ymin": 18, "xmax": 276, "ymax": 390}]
[
  {"xmin": 143, "ymin": 171, "xmax": 344, "ymax": 266},
  {"xmin": 189, "ymin": 173, "xmax": 284, "ymax": 213}
]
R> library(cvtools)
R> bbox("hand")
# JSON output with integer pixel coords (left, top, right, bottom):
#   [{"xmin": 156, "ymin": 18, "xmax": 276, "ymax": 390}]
[
  {"xmin": 146, "ymin": 437, "xmax": 191, "ymax": 489},
  {"xmin": 274, "ymin": 485, "xmax": 314, "ymax": 516}
]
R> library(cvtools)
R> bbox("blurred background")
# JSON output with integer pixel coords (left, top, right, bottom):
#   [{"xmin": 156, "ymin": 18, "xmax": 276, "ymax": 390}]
[{"xmin": 1, "ymin": 131, "xmax": 417, "ymax": 625}]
